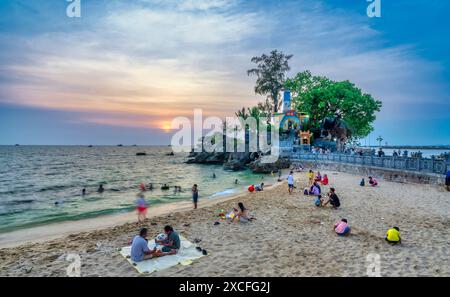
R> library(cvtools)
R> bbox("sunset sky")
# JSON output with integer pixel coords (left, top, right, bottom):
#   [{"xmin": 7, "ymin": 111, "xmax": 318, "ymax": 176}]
[{"xmin": 1, "ymin": 0, "xmax": 449, "ymax": 145}]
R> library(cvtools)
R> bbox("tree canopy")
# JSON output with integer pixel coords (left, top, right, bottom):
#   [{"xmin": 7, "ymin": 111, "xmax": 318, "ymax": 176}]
[
  {"xmin": 247, "ymin": 50, "xmax": 293, "ymax": 113},
  {"xmin": 285, "ymin": 70, "xmax": 382, "ymax": 140}
]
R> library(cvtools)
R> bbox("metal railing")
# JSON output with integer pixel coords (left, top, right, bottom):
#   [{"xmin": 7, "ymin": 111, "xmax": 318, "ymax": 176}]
[{"xmin": 283, "ymin": 152, "xmax": 450, "ymax": 175}]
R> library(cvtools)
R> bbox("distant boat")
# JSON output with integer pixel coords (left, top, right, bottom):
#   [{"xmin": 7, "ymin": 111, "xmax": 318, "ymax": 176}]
[
  {"xmin": 117, "ymin": 144, "xmax": 123, "ymax": 147},
  {"xmin": 15, "ymin": 144, "xmax": 20, "ymax": 146},
  {"xmin": 136, "ymin": 152, "xmax": 147, "ymax": 156},
  {"xmin": 132, "ymin": 144, "xmax": 137, "ymax": 147},
  {"xmin": 88, "ymin": 145, "xmax": 93, "ymax": 148}
]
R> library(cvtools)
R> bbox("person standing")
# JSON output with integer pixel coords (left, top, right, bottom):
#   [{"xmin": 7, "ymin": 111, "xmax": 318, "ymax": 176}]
[
  {"xmin": 136, "ymin": 194, "xmax": 148, "ymax": 223},
  {"xmin": 446, "ymin": 170, "xmax": 450, "ymax": 192},
  {"xmin": 287, "ymin": 171, "xmax": 295, "ymax": 195},
  {"xmin": 192, "ymin": 184, "xmax": 199, "ymax": 209}
]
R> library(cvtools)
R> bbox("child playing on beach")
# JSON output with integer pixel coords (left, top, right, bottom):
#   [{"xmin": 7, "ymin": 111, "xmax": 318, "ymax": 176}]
[
  {"xmin": 231, "ymin": 202, "xmax": 256, "ymax": 223},
  {"xmin": 314, "ymin": 195, "xmax": 323, "ymax": 207},
  {"xmin": 315, "ymin": 171, "xmax": 322, "ymax": 182},
  {"xmin": 255, "ymin": 183, "xmax": 264, "ymax": 191},
  {"xmin": 321, "ymin": 174, "xmax": 329, "ymax": 186},
  {"xmin": 385, "ymin": 227, "xmax": 401, "ymax": 244},
  {"xmin": 287, "ymin": 171, "xmax": 295, "ymax": 195},
  {"xmin": 369, "ymin": 176, "xmax": 378, "ymax": 187},
  {"xmin": 192, "ymin": 184, "xmax": 199, "ymax": 209},
  {"xmin": 360, "ymin": 178, "xmax": 365, "ymax": 187},
  {"xmin": 334, "ymin": 219, "xmax": 351, "ymax": 236},
  {"xmin": 136, "ymin": 194, "xmax": 148, "ymax": 223},
  {"xmin": 308, "ymin": 170, "xmax": 314, "ymax": 186}
]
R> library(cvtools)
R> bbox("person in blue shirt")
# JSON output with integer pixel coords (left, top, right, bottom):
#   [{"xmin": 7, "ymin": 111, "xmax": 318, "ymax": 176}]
[
  {"xmin": 446, "ymin": 170, "xmax": 450, "ymax": 192},
  {"xmin": 130, "ymin": 228, "xmax": 155, "ymax": 262}
]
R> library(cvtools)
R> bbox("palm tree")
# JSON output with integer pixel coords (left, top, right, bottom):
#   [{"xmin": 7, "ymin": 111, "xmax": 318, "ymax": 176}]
[
  {"xmin": 376, "ymin": 136, "xmax": 384, "ymax": 148},
  {"xmin": 247, "ymin": 50, "xmax": 293, "ymax": 113}
]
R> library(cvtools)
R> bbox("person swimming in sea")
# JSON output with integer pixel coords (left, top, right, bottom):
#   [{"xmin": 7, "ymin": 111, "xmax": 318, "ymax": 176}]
[
  {"xmin": 235, "ymin": 179, "xmax": 238, "ymax": 185},
  {"xmin": 148, "ymin": 183, "xmax": 154, "ymax": 190},
  {"xmin": 82, "ymin": 188, "xmax": 86, "ymax": 196},
  {"xmin": 212, "ymin": 173, "xmax": 216, "ymax": 179},
  {"xmin": 98, "ymin": 184, "xmax": 104, "ymax": 193},
  {"xmin": 161, "ymin": 184, "xmax": 170, "ymax": 190}
]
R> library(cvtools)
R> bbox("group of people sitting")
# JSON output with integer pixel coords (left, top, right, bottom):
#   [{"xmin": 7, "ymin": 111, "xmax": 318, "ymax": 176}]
[
  {"xmin": 314, "ymin": 187, "xmax": 341, "ymax": 209},
  {"xmin": 130, "ymin": 225, "xmax": 181, "ymax": 263},
  {"xmin": 308, "ymin": 170, "xmax": 329, "ymax": 186}
]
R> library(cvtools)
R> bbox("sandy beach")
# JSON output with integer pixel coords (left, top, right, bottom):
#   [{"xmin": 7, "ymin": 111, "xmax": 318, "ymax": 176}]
[{"xmin": 0, "ymin": 170, "xmax": 448, "ymax": 277}]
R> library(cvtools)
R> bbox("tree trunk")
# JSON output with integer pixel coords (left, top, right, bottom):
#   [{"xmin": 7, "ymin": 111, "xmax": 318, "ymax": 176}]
[{"xmin": 272, "ymin": 92, "xmax": 278, "ymax": 113}]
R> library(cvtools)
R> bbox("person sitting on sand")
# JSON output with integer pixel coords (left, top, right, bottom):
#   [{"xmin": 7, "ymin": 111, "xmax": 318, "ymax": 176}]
[
  {"xmin": 136, "ymin": 194, "xmax": 148, "ymax": 223},
  {"xmin": 307, "ymin": 170, "xmax": 314, "ymax": 186},
  {"xmin": 315, "ymin": 171, "xmax": 322, "ymax": 182},
  {"xmin": 385, "ymin": 227, "xmax": 401, "ymax": 244},
  {"xmin": 98, "ymin": 184, "xmax": 104, "ymax": 193},
  {"xmin": 154, "ymin": 225, "xmax": 181, "ymax": 255},
  {"xmin": 309, "ymin": 182, "xmax": 321, "ymax": 196},
  {"xmin": 314, "ymin": 195, "xmax": 323, "ymax": 207},
  {"xmin": 130, "ymin": 228, "xmax": 155, "ymax": 262},
  {"xmin": 334, "ymin": 219, "xmax": 351, "ymax": 236},
  {"xmin": 360, "ymin": 178, "xmax": 365, "ymax": 187},
  {"xmin": 255, "ymin": 183, "xmax": 264, "ymax": 191},
  {"xmin": 323, "ymin": 188, "xmax": 340, "ymax": 209},
  {"xmin": 446, "ymin": 170, "xmax": 450, "ymax": 192},
  {"xmin": 231, "ymin": 202, "xmax": 256, "ymax": 223},
  {"xmin": 321, "ymin": 174, "xmax": 329, "ymax": 186},
  {"xmin": 369, "ymin": 176, "xmax": 378, "ymax": 187}
]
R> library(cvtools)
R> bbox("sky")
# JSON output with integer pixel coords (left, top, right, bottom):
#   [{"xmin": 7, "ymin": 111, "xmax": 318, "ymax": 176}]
[{"xmin": 0, "ymin": 0, "xmax": 449, "ymax": 145}]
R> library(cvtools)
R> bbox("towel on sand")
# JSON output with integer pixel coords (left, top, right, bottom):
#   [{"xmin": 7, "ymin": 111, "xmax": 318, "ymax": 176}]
[{"xmin": 119, "ymin": 236, "xmax": 204, "ymax": 274}]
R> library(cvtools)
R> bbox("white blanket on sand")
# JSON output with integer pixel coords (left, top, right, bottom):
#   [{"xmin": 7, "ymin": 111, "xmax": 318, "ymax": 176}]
[{"xmin": 119, "ymin": 236, "xmax": 204, "ymax": 274}]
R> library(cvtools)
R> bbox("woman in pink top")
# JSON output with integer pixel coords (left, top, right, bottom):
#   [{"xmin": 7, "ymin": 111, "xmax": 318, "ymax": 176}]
[{"xmin": 334, "ymin": 219, "xmax": 351, "ymax": 236}]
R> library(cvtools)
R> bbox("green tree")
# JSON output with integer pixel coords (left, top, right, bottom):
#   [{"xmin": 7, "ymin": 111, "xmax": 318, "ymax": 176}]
[
  {"xmin": 247, "ymin": 50, "xmax": 293, "ymax": 113},
  {"xmin": 285, "ymin": 71, "xmax": 382, "ymax": 141}
]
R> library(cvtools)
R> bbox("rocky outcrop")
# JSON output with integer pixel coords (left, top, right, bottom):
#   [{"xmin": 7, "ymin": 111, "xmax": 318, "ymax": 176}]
[
  {"xmin": 249, "ymin": 158, "xmax": 291, "ymax": 174},
  {"xmin": 186, "ymin": 152, "xmax": 229, "ymax": 165},
  {"xmin": 223, "ymin": 152, "xmax": 252, "ymax": 171}
]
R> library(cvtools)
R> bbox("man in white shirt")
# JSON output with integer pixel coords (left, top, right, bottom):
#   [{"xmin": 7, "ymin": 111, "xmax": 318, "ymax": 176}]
[{"xmin": 287, "ymin": 171, "xmax": 294, "ymax": 194}]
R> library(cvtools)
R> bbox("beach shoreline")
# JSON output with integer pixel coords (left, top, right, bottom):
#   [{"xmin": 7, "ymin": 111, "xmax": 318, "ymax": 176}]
[
  {"xmin": 0, "ymin": 170, "xmax": 448, "ymax": 277},
  {"xmin": 0, "ymin": 182, "xmax": 283, "ymax": 249}
]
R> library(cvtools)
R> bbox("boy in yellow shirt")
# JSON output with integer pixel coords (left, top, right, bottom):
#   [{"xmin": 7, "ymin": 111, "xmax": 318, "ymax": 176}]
[
  {"xmin": 385, "ymin": 227, "xmax": 401, "ymax": 244},
  {"xmin": 307, "ymin": 170, "xmax": 314, "ymax": 186}
]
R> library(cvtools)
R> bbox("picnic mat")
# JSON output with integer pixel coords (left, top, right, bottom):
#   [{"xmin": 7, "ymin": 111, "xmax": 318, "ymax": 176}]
[{"xmin": 119, "ymin": 236, "xmax": 205, "ymax": 274}]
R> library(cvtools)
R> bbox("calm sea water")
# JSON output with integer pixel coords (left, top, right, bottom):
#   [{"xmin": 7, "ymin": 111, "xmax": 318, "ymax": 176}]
[{"xmin": 0, "ymin": 146, "xmax": 275, "ymax": 233}]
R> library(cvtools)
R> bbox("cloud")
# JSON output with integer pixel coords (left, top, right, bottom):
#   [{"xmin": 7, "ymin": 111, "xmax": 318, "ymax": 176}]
[{"xmin": 0, "ymin": 0, "xmax": 449, "ymax": 135}]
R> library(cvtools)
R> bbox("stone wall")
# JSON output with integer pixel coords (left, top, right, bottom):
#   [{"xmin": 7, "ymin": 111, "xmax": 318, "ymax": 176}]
[{"xmin": 297, "ymin": 160, "xmax": 446, "ymax": 186}]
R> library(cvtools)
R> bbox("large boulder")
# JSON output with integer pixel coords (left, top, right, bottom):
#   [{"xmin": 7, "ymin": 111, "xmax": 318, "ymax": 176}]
[
  {"xmin": 186, "ymin": 151, "xmax": 228, "ymax": 165},
  {"xmin": 223, "ymin": 152, "xmax": 251, "ymax": 171},
  {"xmin": 249, "ymin": 158, "xmax": 291, "ymax": 174}
]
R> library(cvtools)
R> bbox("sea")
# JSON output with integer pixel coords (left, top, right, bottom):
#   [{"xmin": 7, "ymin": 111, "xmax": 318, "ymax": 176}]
[{"xmin": 0, "ymin": 146, "xmax": 277, "ymax": 233}]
